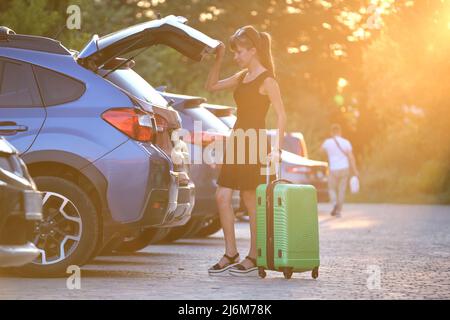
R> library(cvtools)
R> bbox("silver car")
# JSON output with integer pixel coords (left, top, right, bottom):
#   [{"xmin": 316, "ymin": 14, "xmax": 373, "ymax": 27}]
[{"xmin": 0, "ymin": 137, "xmax": 42, "ymax": 268}]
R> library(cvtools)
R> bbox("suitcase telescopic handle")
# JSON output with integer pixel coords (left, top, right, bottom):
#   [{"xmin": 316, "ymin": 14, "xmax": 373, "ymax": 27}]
[
  {"xmin": 265, "ymin": 155, "xmax": 283, "ymax": 185},
  {"xmin": 265, "ymin": 153, "xmax": 292, "ymax": 185},
  {"xmin": 266, "ymin": 155, "xmax": 292, "ymax": 202}
]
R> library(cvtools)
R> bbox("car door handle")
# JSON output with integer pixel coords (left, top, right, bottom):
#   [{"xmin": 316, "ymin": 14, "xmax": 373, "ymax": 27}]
[{"xmin": 0, "ymin": 122, "xmax": 28, "ymax": 133}]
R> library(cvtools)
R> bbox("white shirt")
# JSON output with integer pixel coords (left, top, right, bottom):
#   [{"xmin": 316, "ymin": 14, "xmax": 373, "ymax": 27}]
[{"xmin": 321, "ymin": 136, "xmax": 352, "ymax": 171}]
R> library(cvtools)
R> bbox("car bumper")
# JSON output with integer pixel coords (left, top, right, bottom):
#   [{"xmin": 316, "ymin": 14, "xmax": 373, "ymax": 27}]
[
  {"xmin": 0, "ymin": 184, "xmax": 42, "ymax": 267},
  {"xmin": 88, "ymin": 141, "xmax": 195, "ymax": 249},
  {"xmin": 138, "ymin": 142, "xmax": 195, "ymax": 228},
  {"xmin": 168, "ymin": 180, "xmax": 195, "ymax": 227},
  {"xmin": 142, "ymin": 172, "xmax": 195, "ymax": 228},
  {"xmin": 0, "ymin": 242, "xmax": 40, "ymax": 267},
  {"xmin": 0, "ymin": 185, "xmax": 43, "ymax": 222}
]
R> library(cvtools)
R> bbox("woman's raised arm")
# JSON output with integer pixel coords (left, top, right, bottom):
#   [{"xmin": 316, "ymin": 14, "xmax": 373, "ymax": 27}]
[{"xmin": 205, "ymin": 42, "xmax": 243, "ymax": 92}]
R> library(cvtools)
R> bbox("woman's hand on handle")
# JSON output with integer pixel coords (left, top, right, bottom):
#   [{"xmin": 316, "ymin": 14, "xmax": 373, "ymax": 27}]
[
  {"xmin": 205, "ymin": 41, "xmax": 243, "ymax": 92},
  {"xmin": 267, "ymin": 149, "xmax": 282, "ymax": 164},
  {"xmin": 215, "ymin": 41, "xmax": 226, "ymax": 60}
]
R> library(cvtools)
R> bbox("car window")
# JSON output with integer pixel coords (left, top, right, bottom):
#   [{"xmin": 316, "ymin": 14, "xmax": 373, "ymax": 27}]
[
  {"xmin": 285, "ymin": 136, "xmax": 308, "ymax": 157},
  {"xmin": 33, "ymin": 66, "xmax": 85, "ymax": 106},
  {"xmin": 0, "ymin": 59, "xmax": 43, "ymax": 107},
  {"xmin": 283, "ymin": 136, "xmax": 300, "ymax": 155}
]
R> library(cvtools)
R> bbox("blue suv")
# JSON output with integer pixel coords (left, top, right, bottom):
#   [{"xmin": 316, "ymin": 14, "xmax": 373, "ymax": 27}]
[{"xmin": 0, "ymin": 16, "xmax": 219, "ymax": 276}]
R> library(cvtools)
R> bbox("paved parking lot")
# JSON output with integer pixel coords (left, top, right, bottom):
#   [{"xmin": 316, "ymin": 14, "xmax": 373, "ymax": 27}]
[{"xmin": 1, "ymin": 203, "xmax": 449, "ymax": 300}]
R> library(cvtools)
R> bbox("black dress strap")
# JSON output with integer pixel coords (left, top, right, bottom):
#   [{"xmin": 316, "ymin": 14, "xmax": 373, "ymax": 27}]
[
  {"xmin": 258, "ymin": 70, "xmax": 275, "ymax": 82},
  {"xmin": 243, "ymin": 69, "xmax": 273, "ymax": 85},
  {"xmin": 237, "ymin": 70, "xmax": 248, "ymax": 84}
]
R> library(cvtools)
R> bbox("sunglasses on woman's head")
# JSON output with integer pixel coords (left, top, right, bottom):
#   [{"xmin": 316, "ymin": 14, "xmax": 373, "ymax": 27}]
[{"xmin": 233, "ymin": 28, "xmax": 259, "ymax": 49}]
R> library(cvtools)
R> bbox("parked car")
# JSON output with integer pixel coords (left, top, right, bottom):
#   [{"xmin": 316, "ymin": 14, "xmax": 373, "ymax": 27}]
[
  {"xmin": 0, "ymin": 15, "xmax": 219, "ymax": 274},
  {"xmin": 104, "ymin": 70, "xmax": 238, "ymax": 241},
  {"xmin": 158, "ymin": 91, "xmax": 242, "ymax": 239},
  {"xmin": 96, "ymin": 63, "xmax": 194, "ymax": 252},
  {"xmin": 0, "ymin": 137, "xmax": 42, "ymax": 269},
  {"xmin": 204, "ymin": 104, "xmax": 329, "ymax": 202}
]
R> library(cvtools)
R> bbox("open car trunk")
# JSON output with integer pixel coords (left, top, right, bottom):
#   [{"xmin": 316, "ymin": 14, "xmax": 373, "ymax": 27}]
[{"xmin": 77, "ymin": 15, "xmax": 220, "ymax": 71}]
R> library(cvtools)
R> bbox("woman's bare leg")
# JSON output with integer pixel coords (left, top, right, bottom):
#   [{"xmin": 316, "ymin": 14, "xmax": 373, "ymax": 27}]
[
  {"xmin": 241, "ymin": 189, "xmax": 257, "ymax": 267},
  {"xmin": 215, "ymin": 186, "xmax": 238, "ymax": 266}
]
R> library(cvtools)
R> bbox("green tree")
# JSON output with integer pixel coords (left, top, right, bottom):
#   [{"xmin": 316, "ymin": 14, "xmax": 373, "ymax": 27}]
[
  {"xmin": 358, "ymin": 0, "xmax": 450, "ymax": 203},
  {"xmin": 0, "ymin": 0, "xmax": 60, "ymax": 36},
  {"xmin": 0, "ymin": 0, "xmax": 140, "ymax": 50}
]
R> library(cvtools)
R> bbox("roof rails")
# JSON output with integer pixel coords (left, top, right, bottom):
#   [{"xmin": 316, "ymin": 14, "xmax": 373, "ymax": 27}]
[
  {"xmin": 0, "ymin": 27, "xmax": 71, "ymax": 55},
  {"xmin": 0, "ymin": 27, "xmax": 16, "ymax": 40}
]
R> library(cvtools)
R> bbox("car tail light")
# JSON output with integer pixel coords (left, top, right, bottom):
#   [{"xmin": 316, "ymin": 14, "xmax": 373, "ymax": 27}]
[
  {"xmin": 102, "ymin": 108, "xmax": 155, "ymax": 142},
  {"xmin": 286, "ymin": 166, "xmax": 310, "ymax": 174},
  {"xmin": 183, "ymin": 131, "xmax": 227, "ymax": 147},
  {"xmin": 154, "ymin": 114, "xmax": 169, "ymax": 132},
  {"xmin": 315, "ymin": 170, "xmax": 325, "ymax": 179}
]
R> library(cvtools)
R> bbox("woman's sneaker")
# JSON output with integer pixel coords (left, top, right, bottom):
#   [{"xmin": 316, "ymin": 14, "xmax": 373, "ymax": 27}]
[
  {"xmin": 208, "ymin": 253, "xmax": 240, "ymax": 276},
  {"xmin": 229, "ymin": 256, "xmax": 258, "ymax": 277}
]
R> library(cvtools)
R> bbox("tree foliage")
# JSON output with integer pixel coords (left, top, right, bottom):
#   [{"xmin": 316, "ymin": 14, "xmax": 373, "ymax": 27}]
[{"xmin": 1, "ymin": 0, "xmax": 448, "ymax": 202}]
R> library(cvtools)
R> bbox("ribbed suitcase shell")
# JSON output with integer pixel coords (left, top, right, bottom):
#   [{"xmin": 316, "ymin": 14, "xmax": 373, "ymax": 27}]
[{"xmin": 256, "ymin": 183, "xmax": 320, "ymax": 279}]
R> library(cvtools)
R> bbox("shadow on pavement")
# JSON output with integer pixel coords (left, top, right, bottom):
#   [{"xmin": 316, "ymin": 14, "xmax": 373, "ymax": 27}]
[
  {"xmin": 79, "ymin": 269, "xmax": 153, "ymax": 278},
  {"xmin": 104, "ymin": 251, "xmax": 175, "ymax": 258}
]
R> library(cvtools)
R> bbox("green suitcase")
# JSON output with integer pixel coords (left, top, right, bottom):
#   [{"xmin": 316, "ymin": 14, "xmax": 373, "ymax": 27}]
[{"xmin": 256, "ymin": 178, "xmax": 320, "ymax": 279}]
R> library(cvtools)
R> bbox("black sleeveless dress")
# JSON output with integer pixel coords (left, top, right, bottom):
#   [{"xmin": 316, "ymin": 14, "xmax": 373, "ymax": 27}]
[{"xmin": 217, "ymin": 69, "xmax": 276, "ymax": 190}]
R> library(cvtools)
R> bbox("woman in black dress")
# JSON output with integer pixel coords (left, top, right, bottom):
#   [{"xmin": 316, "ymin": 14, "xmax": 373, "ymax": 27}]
[{"xmin": 205, "ymin": 26, "xmax": 287, "ymax": 276}]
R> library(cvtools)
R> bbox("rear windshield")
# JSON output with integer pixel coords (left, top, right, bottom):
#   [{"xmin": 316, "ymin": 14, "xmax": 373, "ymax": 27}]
[
  {"xmin": 283, "ymin": 136, "xmax": 305, "ymax": 156},
  {"xmin": 103, "ymin": 68, "xmax": 168, "ymax": 108},
  {"xmin": 267, "ymin": 131, "xmax": 305, "ymax": 156}
]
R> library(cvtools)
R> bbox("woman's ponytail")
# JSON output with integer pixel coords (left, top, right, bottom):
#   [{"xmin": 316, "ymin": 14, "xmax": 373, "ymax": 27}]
[{"xmin": 258, "ymin": 32, "xmax": 275, "ymax": 77}]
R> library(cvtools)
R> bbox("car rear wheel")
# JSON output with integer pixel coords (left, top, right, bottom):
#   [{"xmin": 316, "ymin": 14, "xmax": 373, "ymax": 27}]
[
  {"xmin": 194, "ymin": 216, "xmax": 222, "ymax": 238},
  {"xmin": 114, "ymin": 228, "xmax": 170, "ymax": 253},
  {"xmin": 17, "ymin": 176, "xmax": 99, "ymax": 277},
  {"xmin": 158, "ymin": 217, "xmax": 205, "ymax": 243},
  {"xmin": 182, "ymin": 217, "xmax": 208, "ymax": 238}
]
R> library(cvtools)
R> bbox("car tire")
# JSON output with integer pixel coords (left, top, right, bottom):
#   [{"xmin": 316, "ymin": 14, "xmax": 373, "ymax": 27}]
[
  {"xmin": 114, "ymin": 228, "xmax": 170, "ymax": 253},
  {"xmin": 194, "ymin": 216, "xmax": 222, "ymax": 238},
  {"xmin": 159, "ymin": 217, "xmax": 204, "ymax": 243},
  {"xmin": 184, "ymin": 217, "xmax": 208, "ymax": 238},
  {"xmin": 148, "ymin": 228, "xmax": 171, "ymax": 244},
  {"xmin": 17, "ymin": 176, "xmax": 99, "ymax": 277},
  {"xmin": 97, "ymin": 236, "xmax": 125, "ymax": 256}
]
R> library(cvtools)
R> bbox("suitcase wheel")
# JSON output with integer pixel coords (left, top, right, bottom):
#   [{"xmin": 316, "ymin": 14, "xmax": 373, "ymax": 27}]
[
  {"xmin": 283, "ymin": 268, "xmax": 293, "ymax": 279},
  {"xmin": 258, "ymin": 267, "xmax": 267, "ymax": 279},
  {"xmin": 312, "ymin": 267, "xmax": 319, "ymax": 279}
]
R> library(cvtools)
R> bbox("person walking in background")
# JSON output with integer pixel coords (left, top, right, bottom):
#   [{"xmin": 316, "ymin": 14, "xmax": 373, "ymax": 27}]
[{"xmin": 321, "ymin": 124, "xmax": 359, "ymax": 217}]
